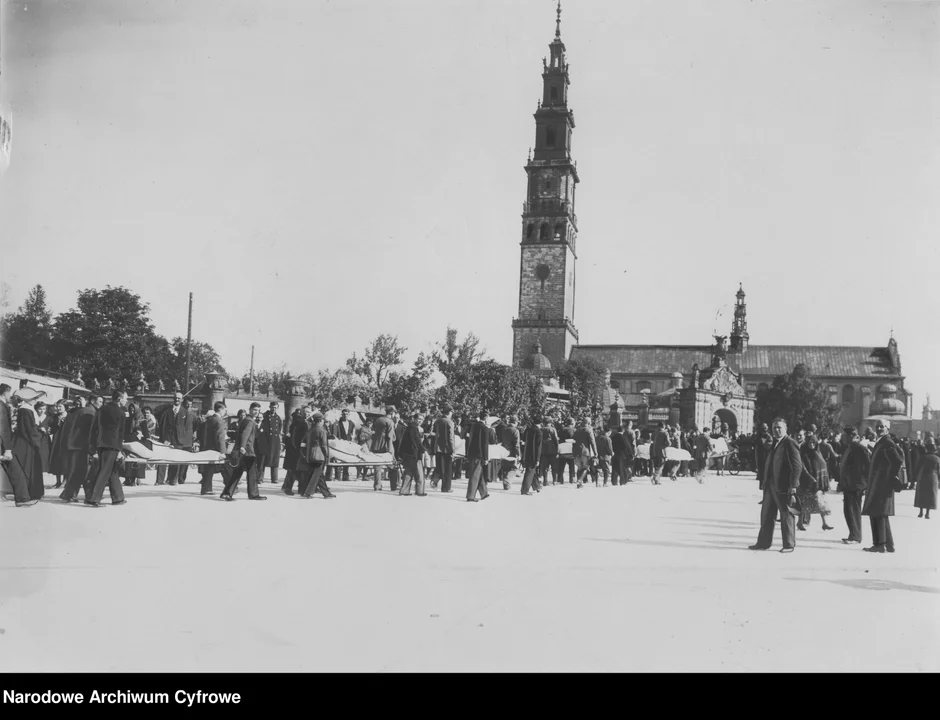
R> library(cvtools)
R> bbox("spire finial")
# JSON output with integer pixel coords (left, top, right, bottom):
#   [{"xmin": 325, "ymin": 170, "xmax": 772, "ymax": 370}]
[{"xmin": 556, "ymin": 0, "xmax": 562, "ymax": 38}]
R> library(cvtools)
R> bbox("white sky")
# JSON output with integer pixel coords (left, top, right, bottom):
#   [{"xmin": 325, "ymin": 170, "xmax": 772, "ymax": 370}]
[{"xmin": 1, "ymin": 0, "xmax": 938, "ymax": 405}]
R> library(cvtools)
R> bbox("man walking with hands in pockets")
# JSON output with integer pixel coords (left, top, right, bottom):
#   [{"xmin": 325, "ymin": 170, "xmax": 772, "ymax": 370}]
[{"xmin": 750, "ymin": 417, "xmax": 802, "ymax": 553}]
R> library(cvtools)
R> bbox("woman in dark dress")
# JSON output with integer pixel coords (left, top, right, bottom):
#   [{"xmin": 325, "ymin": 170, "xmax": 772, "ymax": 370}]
[
  {"xmin": 913, "ymin": 440, "xmax": 939, "ymax": 519},
  {"xmin": 798, "ymin": 434, "xmax": 834, "ymax": 532},
  {"xmin": 12, "ymin": 387, "xmax": 46, "ymax": 500}
]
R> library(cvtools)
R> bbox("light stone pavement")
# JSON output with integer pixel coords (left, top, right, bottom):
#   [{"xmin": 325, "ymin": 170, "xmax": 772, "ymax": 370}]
[{"xmin": 2, "ymin": 469, "xmax": 938, "ymax": 672}]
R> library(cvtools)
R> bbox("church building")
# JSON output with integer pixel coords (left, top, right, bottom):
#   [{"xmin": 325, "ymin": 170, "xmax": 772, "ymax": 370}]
[{"xmin": 511, "ymin": 6, "xmax": 910, "ymax": 433}]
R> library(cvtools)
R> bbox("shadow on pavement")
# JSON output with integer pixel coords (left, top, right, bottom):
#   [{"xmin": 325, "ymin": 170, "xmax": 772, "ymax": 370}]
[
  {"xmin": 785, "ymin": 577, "xmax": 940, "ymax": 594},
  {"xmin": 586, "ymin": 537, "xmax": 751, "ymax": 552},
  {"xmin": 668, "ymin": 517, "xmax": 755, "ymax": 526}
]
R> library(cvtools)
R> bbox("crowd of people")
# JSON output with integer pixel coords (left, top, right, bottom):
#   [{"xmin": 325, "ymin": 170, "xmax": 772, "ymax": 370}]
[{"xmin": 2, "ymin": 385, "xmax": 937, "ymax": 542}]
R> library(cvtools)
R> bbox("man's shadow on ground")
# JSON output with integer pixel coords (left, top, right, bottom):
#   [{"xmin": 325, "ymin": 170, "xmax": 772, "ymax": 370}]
[{"xmin": 785, "ymin": 576, "xmax": 940, "ymax": 594}]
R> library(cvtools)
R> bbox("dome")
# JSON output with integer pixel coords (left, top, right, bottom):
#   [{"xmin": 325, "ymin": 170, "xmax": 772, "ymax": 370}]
[
  {"xmin": 523, "ymin": 341, "xmax": 553, "ymax": 377},
  {"xmin": 879, "ymin": 383, "xmax": 898, "ymax": 394},
  {"xmin": 870, "ymin": 398, "xmax": 906, "ymax": 415}
]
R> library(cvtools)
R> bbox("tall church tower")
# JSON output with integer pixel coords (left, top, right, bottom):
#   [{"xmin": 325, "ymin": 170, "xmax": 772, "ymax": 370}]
[
  {"xmin": 511, "ymin": 1, "xmax": 580, "ymax": 370},
  {"xmin": 730, "ymin": 284, "xmax": 749, "ymax": 352}
]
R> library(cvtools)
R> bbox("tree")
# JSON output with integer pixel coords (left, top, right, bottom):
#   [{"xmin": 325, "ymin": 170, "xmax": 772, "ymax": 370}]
[
  {"xmin": 345, "ymin": 334, "xmax": 406, "ymax": 393},
  {"xmin": 432, "ymin": 326, "xmax": 485, "ymax": 379},
  {"xmin": 50, "ymin": 286, "xmax": 176, "ymax": 387},
  {"xmin": 555, "ymin": 355, "xmax": 609, "ymax": 418},
  {"xmin": 435, "ymin": 360, "xmax": 546, "ymax": 425},
  {"xmin": 170, "ymin": 337, "xmax": 225, "ymax": 389},
  {"xmin": 0, "ymin": 284, "xmax": 55, "ymax": 368},
  {"xmin": 756, "ymin": 363, "xmax": 842, "ymax": 437},
  {"xmin": 381, "ymin": 352, "xmax": 436, "ymax": 411}
]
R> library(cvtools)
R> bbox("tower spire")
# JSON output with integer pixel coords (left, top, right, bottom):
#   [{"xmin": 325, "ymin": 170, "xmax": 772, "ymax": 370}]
[{"xmin": 555, "ymin": 0, "xmax": 562, "ymax": 38}]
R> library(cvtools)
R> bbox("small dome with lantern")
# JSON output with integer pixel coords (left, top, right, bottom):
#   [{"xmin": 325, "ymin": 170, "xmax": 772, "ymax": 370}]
[
  {"xmin": 523, "ymin": 340, "xmax": 553, "ymax": 379},
  {"xmin": 869, "ymin": 383, "xmax": 906, "ymax": 416}
]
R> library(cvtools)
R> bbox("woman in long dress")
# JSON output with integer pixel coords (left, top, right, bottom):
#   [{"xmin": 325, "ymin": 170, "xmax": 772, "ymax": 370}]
[
  {"xmin": 913, "ymin": 439, "xmax": 939, "ymax": 519},
  {"xmin": 798, "ymin": 434, "xmax": 834, "ymax": 532},
  {"xmin": 12, "ymin": 387, "xmax": 46, "ymax": 500}
]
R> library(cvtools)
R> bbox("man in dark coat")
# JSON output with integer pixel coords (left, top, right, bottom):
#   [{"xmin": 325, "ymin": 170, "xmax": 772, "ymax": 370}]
[
  {"xmin": 433, "ymin": 405, "xmax": 456, "ymax": 493},
  {"xmin": 86, "ymin": 390, "xmax": 128, "ymax": 507},
  {"xmin": 0, "ymin": 383, "xmax": 35, "ymax": 506},
  {"xmin": 257, "ymin": 401, "xmax": 284, "ymax": 484},
  {"xmin": 290, "ymin": 405, "xmax": 316, "ymax": 496},
  {"xmin": 861, "ymin": 421, "xmax": 904, "ymax": 553},
  {"xmin": 60, "ymin": 394, "xmax": 100, "ymax": 502},
  {"xmin": 750, "ymin": 417, "xmax": 802, "ymax": 553},
  {"xmin": 198, "ymin": 402, "xmax": 230, "ymax": 495},
  {"xmin": 839, "ymin": 427, "xmax": 871, "ymax": 545},
  {"xmin": 518, "ymin": 417, "xmax": 541, "ymax": 496},
  {"xmin": 158, "ymin": 392, "xmax": 195, "ymax": 486},
  {"xmin": 221, "ymin": 402, "xmax": 266, "ymax": 501},
  {"xmin": 370, "ymin": 406, "xmax": 398, "ymax": 492},
  {"xmin": 539, "ymin": 418, "xmax": 560, "ymax": 486},
  {"xmin": 610, "ymin": 425, "xmax": 631, "ymax": 486},
  {"xmin": 498, "ymin": 415, "xmax": 520, "ymax": 490},
  {"xmin": 650, "ymin": 421, "xmax": 669, "ymax": 485},
  {"xmin": 390, "ymin": 412, "xmax": 407, "ymax": 493},
  {"xmin": 557, "ymin": 418, "xmax": 576, "ymax": 484},
  {"xmin": 398, "ymin": 411, "xmax": 427, "ymax": 496},
  {"xmin": 330, "ymin": 408, "xmax": 356, "ymax": 482},
  {"xmin": 596, "ymin": 426, "xmax": 613, "ymax": 486},
  {"xmin": 753, "ymin": 424, "xmax": 771, "ymax": 490},
  {"xmin": 281, "ymin": 407, "xmax": 307, "ymax": 496},
  {"xmin": 465, "ymin": 410, "xmax": 494, "ymax": 502},
  {"xmin": 121, "ymin": 396, "xmax": 144, "ymax": 487}
]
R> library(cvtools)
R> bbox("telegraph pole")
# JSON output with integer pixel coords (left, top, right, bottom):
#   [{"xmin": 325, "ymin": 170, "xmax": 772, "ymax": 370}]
[
  {"xmin": 249, "ymin": 345, "xmax": 255, "ymax": 396},
  {"xmin": 184, "ymin": 292, "xmax": 193, "ymax": 392}
]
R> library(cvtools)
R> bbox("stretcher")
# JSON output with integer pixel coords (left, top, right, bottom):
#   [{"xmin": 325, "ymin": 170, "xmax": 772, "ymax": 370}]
[
  {"xmin": 452, "ymin": 437, "xmax": 512, "ymax": 460},
  {"xmin": 324, "ymin": 439, "xmax": 397, "ymax": 468},
  {"xmin": 635, "ymin": 445, "xmax": 694, "ymax": 461},
  {"xmin": 121, "ymin": 441, "xmax": 226, "ymax": 465}
]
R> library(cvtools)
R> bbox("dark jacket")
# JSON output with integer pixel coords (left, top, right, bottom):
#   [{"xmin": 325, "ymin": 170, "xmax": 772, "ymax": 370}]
[
  {"xmin": 333, "ymin": 418, "xmax": 356, "ymax": 442},
  {"xmin": 89, "ymin": 402, "xmax": 126, "ymax": 453},
  {"xmin": 652, "ymin": 429, "xmax": 669, "ymax": 462},
  {"xmin": 370, "ymin": 415, "xmax": 396, "ymax": 454},
  {"xmin": 199, "ymin": 414, "xmax": 228, "ymax": 454},
  {"xmin": 236, "ymin": 415, "xmax": 258, "ymax": 458},
  {"xmin": 68, "ymin": 405, "xmax": 97, "ymax": 452},
  {"xmin": 304, "ymin": 423, "xmax": 330, "ymax": 465},
  {"xmin": 398, "ymin": 422, "xmax": 425, "ymax": 460},
  {"xmin": 764, "ymin": 435, "xmax": 803, "ymax": 492},
  {"xmin": 502, "ymin": 425, "xmax": 520, "ymax": 458},
  {"xmin": 466, "ymin": 421, "xmax": 496, "ymax": 461},
  {"xmin": 596, "ymin": 435, "xmax": 613, "ymax": 457},
  {"xmin": 123, "ymin": 403, "xmax": 143, "ymax": 443},
  {"xmin": 862, "ymin": 435, "xmax": 904, "ymax": 517},
  {"xmin": 433, "ymin": 417, "xmax": 455, "ymax": 454},
  {"xmin": 574, "ymin": 427, "xmax": 598, "ymax": 457},
  {"xmin": 540, "ymin": 424, "xmax": 560, "ymax": 454},
  {"xmin": 159, "ymin": 405, "xmax": 195, "ymax": 447},
  {"xmin": 0, "ymin": 399, "xmax": 14, "ymax": 453},
  {"xmin": 839, "ymin": 442, "xmax": 871, "ymax": 492},
  {"xmin": 521, "ymin": 424, "xmax": 542, "ymax": 468}
]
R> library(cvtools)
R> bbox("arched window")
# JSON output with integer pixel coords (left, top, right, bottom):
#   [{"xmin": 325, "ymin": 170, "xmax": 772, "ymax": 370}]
[
  {"xmin": 539, "ymin": 224, "xmax": 549, "ymax": 241},
  {"xmin": 842, "ymin": 385, "xmax": 856, "ymax": 404},
  {"xmin": 546, "ymin": 126, "xmax": 556, "ymax": 148},
  {"xmin": 550, "ymin": 86, "xmax": 558, "ymax": 104},
  {"xmin": 526, "ymin": 224, "xmax": 534, "ymax": 240},
  {"xmin": 553, "ymin": 224, "xmax": 563, "ymax": 242},
  {"xmin": 636, "ymin": 381, "xmax": 652, "ymax": 393}
]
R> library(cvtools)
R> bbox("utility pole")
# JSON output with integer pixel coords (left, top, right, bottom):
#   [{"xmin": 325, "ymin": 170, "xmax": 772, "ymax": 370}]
[
  {"xmin": 249, "ymin": 345, "xmax": 255, "ymax": 396},
  {"xmin": 184, "ymin": 292, "xmax": 193, "ymax": 392}
]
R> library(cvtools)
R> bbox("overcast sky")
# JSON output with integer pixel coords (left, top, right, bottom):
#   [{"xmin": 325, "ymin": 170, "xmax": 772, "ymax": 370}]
[{"xmin": 1, "ymin": 0, "xmax": 938, "ymax": 405}]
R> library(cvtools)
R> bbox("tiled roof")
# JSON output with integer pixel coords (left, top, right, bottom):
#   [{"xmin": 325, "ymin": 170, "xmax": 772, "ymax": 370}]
[{"xmin": 570, "ymin": 345, "xmax": 900, "ymax": 380}]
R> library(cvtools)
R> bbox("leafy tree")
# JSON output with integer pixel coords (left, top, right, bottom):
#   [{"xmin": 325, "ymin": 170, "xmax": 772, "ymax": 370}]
[
  {"xmin": 755, "ymin": 363, "xmax": 842, "ymax": 437},
  {"xmin": 301, "ymin": 368, "xmax": 371, "ymax": 409},
  {"xmin": 51, "ymin": 286, "xmax": 176, "ymax": 387},
  {"xmin": 432, "ymin": 326, "xmax": 485, "ymax": 379},
  {"xmin": 435, "ymin": 360, "xmax": 546, "ymax": 425},
  {"xmin": 381, "ymin": 352, "xmax": 436, "ymax": 411},
  {"xmin": 345, "ymin": 334, "xmax": 406, "ymax": 393},
  {"xmin": 0, "ymin": 284, "xmax": 55, "ymax": 368},
  {"xmin": 170, "ymin": 337, "xmax": 225, "ymax": 389},
  {"xmin": 555, "ymin": 355, "xmax": 609, "ymax": 418}
]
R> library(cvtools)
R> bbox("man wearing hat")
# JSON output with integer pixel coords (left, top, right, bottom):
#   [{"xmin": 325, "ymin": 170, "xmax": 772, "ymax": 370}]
[
  {"xmin": 86, "ymin": 389, "xmax": 128, "ymax": 507},
  {"xmin": 0, "ymin": 383, "xmax": 36, "ymax": 506},
  {"xmin": 12, "ymin": 386, "xmax": 46, "ymax": 501},
  {"xmin": 220, "ymin": 402, "xmax": 266, "ymax": 501},
  {"xmin": 257, "ymin": 401, "xmax": 283, "ymax": 484}
]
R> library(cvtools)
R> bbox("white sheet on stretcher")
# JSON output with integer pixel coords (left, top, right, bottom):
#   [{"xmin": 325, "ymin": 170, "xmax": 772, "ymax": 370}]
[
  {"xmin": 122, "ymin": 442, "xmax": 225, "ymax": 464},
  {"xmin": 452, "ymin": 437, "xmax": 511, "ymax": 460},
  {"xmin": 326, "ymin": 439, "xmax": 395, "ymax": 465},
  {"xmin": 634, "ymin": 444, "xmax": 692, "ymax": 462}
]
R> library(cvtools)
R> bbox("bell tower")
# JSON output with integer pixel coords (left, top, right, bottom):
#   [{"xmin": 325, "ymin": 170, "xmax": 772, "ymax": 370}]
[
  {"xmin": 730, "ymin": 284, "xmax": 749, "ymax": 352},
  {"xmin": 511, "ymin": 1, "xmax": 580, "ymax": 370}
]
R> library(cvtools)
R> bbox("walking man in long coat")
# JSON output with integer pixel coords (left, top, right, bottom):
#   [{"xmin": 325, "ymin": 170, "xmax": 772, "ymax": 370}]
[
  {"xmin": 465, "ymin": 410, "xmax": 494, "ymax": 502},
  {"xmin": 86, "ymin": 390, "xmax": 128, "ymax": 507},
  {"xmin": 861, "ymin": 421, "xmax": 904, "ymax": 553},
  {"xmin": 221, "ymin": 402, "xmax": 266, "ymax": 501},
  {"xmin": 750, "ymin": 417, "xmax": 802, "ymax": 553},
  {"xmin": 433, "ymin": 404, "xmax": 456, "ymax": 493},
  {"xmin": 520, "ymin": 416, "xmax": 543, "ymax": 495},
  {"xmin": 258, "ymin": 401, "xmax": 283, "ymax": 484}
]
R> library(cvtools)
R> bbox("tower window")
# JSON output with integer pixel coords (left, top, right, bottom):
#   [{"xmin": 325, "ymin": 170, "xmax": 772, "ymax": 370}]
[
  {"xmin": 526, "ymin": 224, "xmax": 534, "ymax": 240},
  {"xmin": 842, "ymin": 385, "xmax": 856, "ymax": 404},
  {"xmin": 546, "ymin": 126, "xmax": 556, "ymax": 148},
  {"xmin": 550, "ymin": 86, "xmax": 558, "ymax": 104},
  {"xmin": 554, "ymin": 224, "xmax": 563, "ymax": 242},
  {"xmin": 544, "ymin": 179, "xmax": 551, "ymax": 193},
  {"xmin": 539, "ymin": 224, "xmax": 549, "ymax": 241}
]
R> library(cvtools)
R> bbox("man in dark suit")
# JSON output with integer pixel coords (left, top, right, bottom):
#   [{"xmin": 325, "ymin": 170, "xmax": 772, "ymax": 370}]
[
  {"xmin": 369, "ymin": 406, "xmax": 398, "ymax": 492},
  {"xmin": 257, "ymin": 401, "xmax": 283, "ymax": 484},
  {"xmin": 198, "ymin": 402, "xmax": 230, "ymax": 496},
  {"xmin": 466, "ymin": 410, "xmax": 495, "ymax": 502},
  {"xmin": 86, "ymin": 390, "xmax": 128, "ymax": 507},
  {"xmin": 557, "ymin": 418, "xmax": 576, "ymax": 483},
  {"xmin": 651, "ymin": 421, "xmax": 669, "ymax": 485},
  {"xmin": 0, "ymin": 383, "xmax": 35, "ymax": 506},
  {"xmin": 861, "ymin": 421, "xmax": 904, "ymax": 553},
  {"xmin": 221, "ymin": 402, "xmax": 266, "ymax": 501},
  {"xmin": 331, "ymin": 408, "xmax": 356, "ymax": 481},
  {"xmin": 59, "ymin": 394, "xmax": 97, "ymax": 502},
  {"xmin": 398, "ymin": 411, "xmax": 427, "ymax": 496},
  {"xmin": 839, "ymin": 426, "xmax": 871, "ymax": 545},
  {"xmin": 433, "ymin": 404, "xmax": 456, "ymax": 493},
  {"xmin": 750, "ymin": 417, "xmax": 802, "ymax": 553},
  {"xmin": 520, "ymin": 415, "xmax": 543, "ymax": 495},
  {"xmin": 158, "ymin": 392, "xmax": 195, "ymax": 485}
]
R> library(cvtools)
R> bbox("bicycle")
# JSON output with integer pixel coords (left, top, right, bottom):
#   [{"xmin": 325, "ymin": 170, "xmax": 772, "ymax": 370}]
[{"xmin": 726, "ymin": 450, "xmax": 742, "ymax": 476}]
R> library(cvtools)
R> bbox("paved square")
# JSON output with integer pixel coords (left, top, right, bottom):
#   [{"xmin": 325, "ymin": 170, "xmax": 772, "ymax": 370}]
[{"xmin": 2, "ymin": 470, "xmax": 938, "ymax": 672}]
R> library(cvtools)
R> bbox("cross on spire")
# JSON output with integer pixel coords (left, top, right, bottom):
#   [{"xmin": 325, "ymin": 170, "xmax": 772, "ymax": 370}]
[{"xmin": 556, "ymin": 0, "xmax": 562, "ymax": 38}]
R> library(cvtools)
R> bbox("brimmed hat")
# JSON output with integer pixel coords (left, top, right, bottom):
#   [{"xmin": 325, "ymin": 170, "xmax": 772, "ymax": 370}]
[
  {"xmin": 311, "ymin": 412, "xmax": 324, "ymax": 421},
  {"xmin": 14, "ymin": 387, "xmax": 46, "ymax": 403}
]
